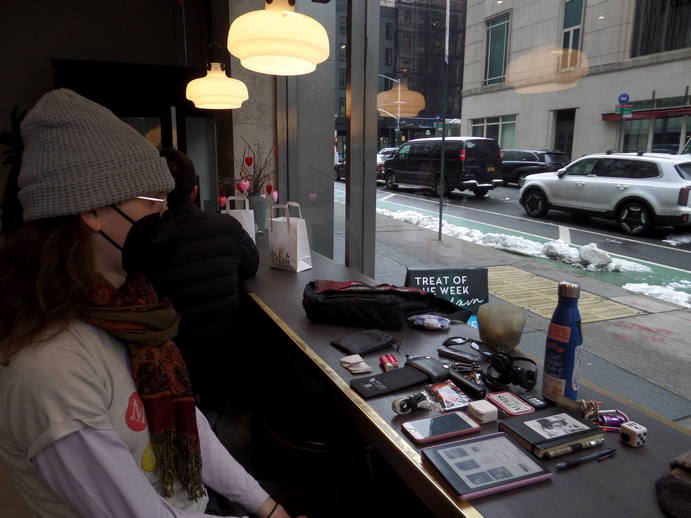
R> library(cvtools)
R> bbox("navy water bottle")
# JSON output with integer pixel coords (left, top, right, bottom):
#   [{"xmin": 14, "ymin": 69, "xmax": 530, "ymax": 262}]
[{"xmin": 542, "ymin": 282, "xmax": 583, "ymax": 402}]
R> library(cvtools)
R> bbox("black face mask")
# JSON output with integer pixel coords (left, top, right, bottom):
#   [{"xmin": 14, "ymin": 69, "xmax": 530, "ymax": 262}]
[{"xmin": 100, "ymin": 206, "xmax": 181, "ymax": 276}]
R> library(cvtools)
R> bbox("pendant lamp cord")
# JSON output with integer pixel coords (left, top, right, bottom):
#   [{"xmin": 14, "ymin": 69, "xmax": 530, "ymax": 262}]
[{"xmin": 180, "ymin": 0, "xmax": 188, "ymax": 67}]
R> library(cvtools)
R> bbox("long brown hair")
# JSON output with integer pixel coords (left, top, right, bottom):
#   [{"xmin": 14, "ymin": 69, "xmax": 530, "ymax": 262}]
[{"xmin": 0, "ymin": 216, "xmax": 98, "ymax": 364}]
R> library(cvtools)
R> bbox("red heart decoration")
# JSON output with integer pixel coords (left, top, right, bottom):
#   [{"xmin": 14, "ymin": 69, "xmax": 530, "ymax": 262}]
[
  {"xmin": 236, "ymin": 182, "xmax": 243, "ymax": 193},
  {"xmin": 266, "ymin": 185, "xmax": 273, "ymax": 194},
  {"xmin": 245, "ymin": 156, "xmax": 254, "ymax": 167}
]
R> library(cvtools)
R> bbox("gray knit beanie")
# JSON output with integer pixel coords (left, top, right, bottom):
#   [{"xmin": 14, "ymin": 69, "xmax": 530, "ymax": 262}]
[{"xmin": 18, "ymin": 89, "xmax": 175, "ymax": 221}]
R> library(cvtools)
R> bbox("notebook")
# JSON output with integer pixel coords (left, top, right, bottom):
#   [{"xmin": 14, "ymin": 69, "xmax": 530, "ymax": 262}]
[
  {"xmin": 498, "ymin": 407, "xmax": 604, "ymax": 459},
  {"xmin": 421, "ymin": 432, "xmax": 552, "ymax": 501}
]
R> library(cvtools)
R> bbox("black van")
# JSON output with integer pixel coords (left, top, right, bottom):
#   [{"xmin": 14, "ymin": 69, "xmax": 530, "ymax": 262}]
[{"xmin": 383, "ymin": 137, "xmax": 503, "ymax": 197}]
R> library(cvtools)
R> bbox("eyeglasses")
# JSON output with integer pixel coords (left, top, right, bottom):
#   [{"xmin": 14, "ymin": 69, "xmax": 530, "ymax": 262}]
[
  {"xmin": 443, "ymin": 336, "xmax": 494, "ymax": 357},
  {"xmin": 135, "ymin": 195, "xmax": 168, "ymax": 215}
]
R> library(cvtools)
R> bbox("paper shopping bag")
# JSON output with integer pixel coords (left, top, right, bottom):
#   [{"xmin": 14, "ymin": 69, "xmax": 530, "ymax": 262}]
[
  {"xmin": 221, "ymin": 196, "xmax": 256, "ymax": 243},
  {"xmin": 269, "ymin": 201, "xmax": 312, "ymax": 272}
]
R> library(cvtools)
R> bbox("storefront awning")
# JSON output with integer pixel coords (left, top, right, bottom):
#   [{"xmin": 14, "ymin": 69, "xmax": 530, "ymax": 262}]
[{"xmin": 601, "ymin": 105, "xmax": 691, "ymax": 121}]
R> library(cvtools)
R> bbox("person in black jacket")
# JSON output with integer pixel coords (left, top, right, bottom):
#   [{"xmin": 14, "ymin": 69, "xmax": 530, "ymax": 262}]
[{"xmin": 152, "ymin": 148, "xmax": 259, "ymax": 415}]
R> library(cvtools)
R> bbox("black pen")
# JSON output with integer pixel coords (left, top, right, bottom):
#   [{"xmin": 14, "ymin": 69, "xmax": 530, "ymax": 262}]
[{"xmin": 555, "ymin": 448, "xmax": 617, "ymax": 471}]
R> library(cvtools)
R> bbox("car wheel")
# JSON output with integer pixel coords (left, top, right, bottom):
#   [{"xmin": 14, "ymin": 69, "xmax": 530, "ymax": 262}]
[
  {"xmin": 617, "ymin": 202, "xmax": 652, "ymax": 235},
  {"xmin": 522, "ymin": 189, "xmax": 548, "ymax": 217},
  {"xmin": 384, "ymin": 171, "xmax": 398, "ymax": 191},
  {"xmin": 471, "ymin": 187, "xmax": 489, "ymax": 198},
  {"xmin": 518, "ymin": 173, "xmax": 530, "ymax": 187}
]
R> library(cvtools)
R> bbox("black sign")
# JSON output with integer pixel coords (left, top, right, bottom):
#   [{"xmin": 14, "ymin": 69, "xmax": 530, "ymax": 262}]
[{"xmin": 405, "ymin": 267, "xmax": 488, "ymax": 313}]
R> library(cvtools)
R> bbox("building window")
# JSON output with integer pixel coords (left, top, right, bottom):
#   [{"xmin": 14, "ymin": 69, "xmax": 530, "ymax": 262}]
[
  {"xmin": 484, "ymin": 13, "xmax": 510, "ymax": 85},
  {"xmin": 561, "ymin": 0, "xmax": 584, "ymax": 70},
  {"xmin": 339, "ymin": 44, "xmax": 346, "ymax": 61},
  {"xmin": 471, "ymin": 115, "xmax": 516, "ymax": 147},
  {"xmin": 339, "ymin": 97, "xmax": 346, "ymax": 115},
  {"xmin": 385, "ymin": 22, "xmax": 393, "ymax": 41},
  {"xmin": 339, "ymin": 16, "xmax": 347, "ymax": 35},
  {"xmin": 385, "ymin": 47, "xmax": 392, "ymax": 66},
  {"xmin": 632, "ymin": 0, "xmax": 691, "ymax": 57},
  {"xmin": 623, "ymin": 119, "xmax": 651, "ymax": 153},
  {"xmin": 338, "ymin": 69, "xmax": 346, "ymax": 89}
]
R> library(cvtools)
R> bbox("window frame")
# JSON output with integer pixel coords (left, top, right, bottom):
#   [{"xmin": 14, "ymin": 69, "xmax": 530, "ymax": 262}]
[
  {"xmin": 470, "ymin": 114, "xmax": 517, "ymax": 148},
  {"xmin": 483, "ymin": 12, "xmax": 511, "ymax": 86},
  {"xmin": 560, "ymin": 0, "xmax": 585, "ymax": 71}
]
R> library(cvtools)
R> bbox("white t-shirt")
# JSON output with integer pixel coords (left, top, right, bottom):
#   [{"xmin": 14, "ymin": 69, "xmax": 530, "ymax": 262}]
[{"xmin": 0, "ymin": 320, "xmax": 209, "ymax": 517}]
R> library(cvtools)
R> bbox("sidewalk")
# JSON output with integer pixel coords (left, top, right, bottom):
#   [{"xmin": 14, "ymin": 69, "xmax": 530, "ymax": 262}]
[{"xmin": 333, "ymin": 203, "xmax": 691, "ymax": 430}]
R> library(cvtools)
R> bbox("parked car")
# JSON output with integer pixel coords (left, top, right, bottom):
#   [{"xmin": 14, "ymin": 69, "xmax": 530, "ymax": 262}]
[
  {"xmin": 383, "ymin": 137, "xmax": 503, "ymax": 197},
  {"xmin": 377, "ymin": 147, "xmax": 398, "ymax": 180},
  {"xmin": 519, "ymin": 152, "xmax": 691, "ymax": 235},
  {"xmin": 335, "ymin": 160, "xmax": 346, "ymax": 181},
  {"xmin": 501, "ymin": 148, "xmax": 569, "ymax": 185}
]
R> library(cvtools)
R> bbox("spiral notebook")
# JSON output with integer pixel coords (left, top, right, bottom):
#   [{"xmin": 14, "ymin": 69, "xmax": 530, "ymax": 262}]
[{"xmin": 421, "ymin": 432, "xmax": 552, "ymax": 501}]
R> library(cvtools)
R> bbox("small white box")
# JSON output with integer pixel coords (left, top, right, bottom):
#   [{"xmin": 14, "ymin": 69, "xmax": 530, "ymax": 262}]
[{"xmin": 468, "ymin": 400, "xmax": 498, "ymax": 424}]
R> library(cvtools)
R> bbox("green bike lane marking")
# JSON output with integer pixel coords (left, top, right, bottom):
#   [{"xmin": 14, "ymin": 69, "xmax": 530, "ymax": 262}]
[{"xmin": 334, "ymin": 189, "xmax": 691, "ymax": 291}]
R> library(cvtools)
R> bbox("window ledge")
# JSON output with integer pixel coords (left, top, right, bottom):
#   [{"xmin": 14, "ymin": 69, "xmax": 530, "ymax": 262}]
[{"xmin": 462, "ymin": 47, "xmax": 691, "ymax": 98}]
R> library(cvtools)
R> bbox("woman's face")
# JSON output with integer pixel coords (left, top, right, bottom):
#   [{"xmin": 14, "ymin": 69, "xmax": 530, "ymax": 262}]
[{"xmin": 80, "ymin": 194, "xmax": 167, "ymax": 284}]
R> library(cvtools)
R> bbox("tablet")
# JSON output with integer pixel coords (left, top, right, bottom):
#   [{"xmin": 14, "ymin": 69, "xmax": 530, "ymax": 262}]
[{"xmin": 421, "ymin": 432, "xmax": 552, "ymax": 501}]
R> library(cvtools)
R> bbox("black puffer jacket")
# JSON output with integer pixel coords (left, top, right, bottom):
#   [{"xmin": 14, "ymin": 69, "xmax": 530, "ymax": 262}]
[{"xmin": 151, "ymin": 201, "xmax": 259, "ymax": 376}]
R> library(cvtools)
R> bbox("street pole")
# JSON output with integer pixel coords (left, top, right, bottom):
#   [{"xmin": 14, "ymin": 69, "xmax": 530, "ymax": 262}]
[
  {"xmin": 438, "ymin": 0, "xmax": 450, "ymax": 241},
  {"xmin": 396, "ymin": 80, "xmax": 401, "ymax": 145},
  {"xmin": 378, "ymin": 74, "xmax": 402, "ymax": 146}
]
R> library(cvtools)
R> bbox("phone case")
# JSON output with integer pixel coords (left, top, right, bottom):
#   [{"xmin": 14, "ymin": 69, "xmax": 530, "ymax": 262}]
[
  {"xmin": 486, "ymin": 391, "xmax": 535, "ymax": 416},
  {"xmin": 402, "ymin": 412, "xmax": 481, "ymax": 444}
]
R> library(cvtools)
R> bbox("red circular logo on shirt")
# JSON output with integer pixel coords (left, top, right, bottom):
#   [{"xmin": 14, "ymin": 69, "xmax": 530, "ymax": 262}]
[{"xmin": 125, "ymin": 392, "xmax": 147, "ymax": 432}]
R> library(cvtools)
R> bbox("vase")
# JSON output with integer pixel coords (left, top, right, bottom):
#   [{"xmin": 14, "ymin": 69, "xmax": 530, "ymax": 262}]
[{"xmin": 247, "ymin": 194, "xmax": 267, "ymax": 233}]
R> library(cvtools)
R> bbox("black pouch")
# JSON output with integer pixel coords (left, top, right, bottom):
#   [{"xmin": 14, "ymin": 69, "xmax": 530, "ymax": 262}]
[
  {"xmin": 303, "ymin": 280, "xmax": 469, "ymax": 331},
  {"xmin": 330, "ymin": 329, "xmax": 400, "ymax": 355}
]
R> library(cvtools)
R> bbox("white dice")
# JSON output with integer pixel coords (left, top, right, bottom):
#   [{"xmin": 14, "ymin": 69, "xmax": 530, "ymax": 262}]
[{"xmin": 619, "ymin": 421, "xmax": 647, "ymax": 447}]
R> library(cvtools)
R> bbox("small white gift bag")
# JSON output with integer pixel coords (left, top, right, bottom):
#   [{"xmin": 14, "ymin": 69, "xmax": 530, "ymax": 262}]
[
  {"xmin": 221, "ymin": 196, "xmax": 256, "ymax": 243},
  {"xmin": 269, "ymin": 201, "xmax": 312, "ymax": 272}
]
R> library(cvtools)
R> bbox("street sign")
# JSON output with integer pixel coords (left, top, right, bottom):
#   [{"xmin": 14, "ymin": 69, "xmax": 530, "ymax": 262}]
[
  {"xmin": 618, "ymin": 93, "xmax": 629, "ymax": 104},
  {"xmin": 615, "ymin": 104, "xmax": 633, "ymax": 118}
]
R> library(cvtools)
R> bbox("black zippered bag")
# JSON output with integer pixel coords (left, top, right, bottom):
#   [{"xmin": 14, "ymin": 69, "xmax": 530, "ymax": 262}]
[{"xmin": 302, "ymin": 280, "xmax": 470, "ymax": 331}]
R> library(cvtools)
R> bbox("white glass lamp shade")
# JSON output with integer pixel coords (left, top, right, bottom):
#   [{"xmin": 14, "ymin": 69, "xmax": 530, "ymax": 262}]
[
  {"xmin": 186, "ymin": 63, "xmax": 249, "ymax": 109},
  {"xmin": 228, "ymin": 0, "xmax": 329, "ymax": 76}
]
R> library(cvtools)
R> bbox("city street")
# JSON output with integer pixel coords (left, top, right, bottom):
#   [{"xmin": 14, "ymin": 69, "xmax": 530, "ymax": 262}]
[{"xmin": 334, "ymin": 180, "xmax": 691, "ymax": 291}]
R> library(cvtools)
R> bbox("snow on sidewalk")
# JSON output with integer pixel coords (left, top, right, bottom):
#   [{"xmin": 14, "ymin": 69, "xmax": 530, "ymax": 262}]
[
  {"xmin": 622, "ymin": 283, "xmax": 691, "ymax": 309},
  {"xmin": 376, "ymin": 207, "xmax": 651, "ymax": 273}
]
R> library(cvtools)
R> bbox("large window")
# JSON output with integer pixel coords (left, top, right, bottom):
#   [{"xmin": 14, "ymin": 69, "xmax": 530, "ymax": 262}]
[
  {"xmin": 631, "ymin": 0, "xmax": 691, "ymax": 57},
  {"xmin": 561, "ymin": 0, "xmax": 584, "ymax": 70},
  {"xmin": 623, "ymin": 119, "xmax": 650, "ymax": 152},
  {"xmin": 471, "ymin": 114, "xmax": 516, "ymax": 148},
  {"xmin": 484, "ymin": 13, "xmax": 510, "ymax": 85},
  {"xmin": 385, "ymin": 47, "xmax": 392, "ymax": 66},
  {"xmin": 385, "ymin": 22, "xmax": 393, "ymax": 41}
]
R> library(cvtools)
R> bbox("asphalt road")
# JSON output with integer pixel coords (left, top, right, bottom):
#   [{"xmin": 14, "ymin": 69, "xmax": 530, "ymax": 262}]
[{"xmin": 334, "ymin": 180, "xmax": 691, "ymax": 285}]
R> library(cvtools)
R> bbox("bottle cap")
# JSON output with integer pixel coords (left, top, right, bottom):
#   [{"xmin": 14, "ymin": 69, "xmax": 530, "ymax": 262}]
[{"xmin": 558, "ymin": 281, "xmax": 580, "ymax": 298}]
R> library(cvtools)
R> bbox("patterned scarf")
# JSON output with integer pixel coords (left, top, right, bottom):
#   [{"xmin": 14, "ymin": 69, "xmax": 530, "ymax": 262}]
[{"xmin": 81, "ymin": 273, "xmax": 204, "ymax": 500}]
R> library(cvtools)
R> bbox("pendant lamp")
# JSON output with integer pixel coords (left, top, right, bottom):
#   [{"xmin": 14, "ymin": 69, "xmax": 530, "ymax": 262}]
[
  {"xmin": 228, "ymin": 0, "xmax": 329, "ymax": 76},
  {"xmin": 377, "ymin": 79, "xmax": 426, "ymax": 118},
  {"xmin": 186, "ymin": 62, "xmax": 249, "ymax": 109}
]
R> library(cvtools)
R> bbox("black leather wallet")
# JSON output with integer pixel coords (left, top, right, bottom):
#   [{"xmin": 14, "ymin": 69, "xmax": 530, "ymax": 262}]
[
  {"xmin": 331, "ymin": 329, "xmax": 399, "ymax": 355},
  {"xmin": 405, "ymin": 356, "xmax": 450, "ymax": 382}
]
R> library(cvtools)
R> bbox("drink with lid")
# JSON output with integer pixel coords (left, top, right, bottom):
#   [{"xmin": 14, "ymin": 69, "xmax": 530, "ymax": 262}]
[{"xmin": 542, "ymin": 282, "xmax": 583, "ymax": 402}]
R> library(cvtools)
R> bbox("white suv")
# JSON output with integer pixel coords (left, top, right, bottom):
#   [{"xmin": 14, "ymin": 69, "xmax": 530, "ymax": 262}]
[{"xmin": 519, "ymin": 153, "xmax": 691, "ymax": 235}]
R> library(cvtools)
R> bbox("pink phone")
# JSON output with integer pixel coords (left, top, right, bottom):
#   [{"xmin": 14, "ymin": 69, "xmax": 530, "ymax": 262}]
[{"xmin": 402, "ymin": 412, "xmax": 481, "ymax": 444}]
